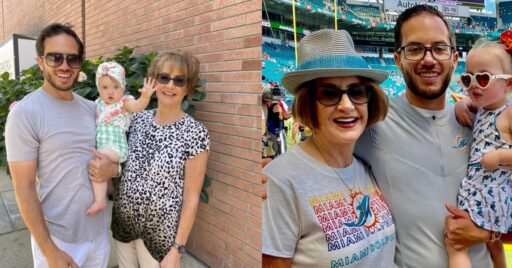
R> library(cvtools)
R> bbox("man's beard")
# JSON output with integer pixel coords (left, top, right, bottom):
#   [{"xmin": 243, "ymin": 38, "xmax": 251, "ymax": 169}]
[
  {"xmin": 403, "ymin": 69, "xmax": 451, "ymax": 100},
  {"xmin": 44, "ymin": 70, "xmax": 78, "ymax": 92}
]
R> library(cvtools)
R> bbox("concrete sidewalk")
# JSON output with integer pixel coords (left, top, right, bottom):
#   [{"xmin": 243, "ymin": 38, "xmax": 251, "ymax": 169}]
[{"xmin": 0, "ymin": 168, "xmax": 208, "ymax": 268}]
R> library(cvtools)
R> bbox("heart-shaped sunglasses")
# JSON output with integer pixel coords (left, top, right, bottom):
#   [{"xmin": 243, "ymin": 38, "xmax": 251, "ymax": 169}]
[{"xmin": 459, "ymin": 72, "xmax": 512, "ymax": 90}]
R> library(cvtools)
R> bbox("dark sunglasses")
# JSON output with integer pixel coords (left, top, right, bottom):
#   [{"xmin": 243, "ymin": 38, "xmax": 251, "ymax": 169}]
[
  {"xmin": 42, "ymin": 52, "xmax": 82, "ymax": 69},
  {"xmin": 459, "ymin": 72, "xmax": 512, "ymax": 90},
  {"xmin": 156, "ymin": 73, "xmax": 188, "ymax": 87},
  {"xmin": 315, "ymin": 84, "xmax": 372, "ymax": 106}
]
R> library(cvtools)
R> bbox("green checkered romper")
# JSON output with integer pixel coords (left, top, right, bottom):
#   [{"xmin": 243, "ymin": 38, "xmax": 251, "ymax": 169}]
[{"xmin": 95, "ymin": 98, "xmax": 132, "ymax": 162}]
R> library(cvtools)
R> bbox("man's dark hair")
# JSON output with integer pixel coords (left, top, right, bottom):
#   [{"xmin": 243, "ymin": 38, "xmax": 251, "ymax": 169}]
[
  {"xmin": 36, "ymin": 23, "xmax": 84, "ymax": 58},
  {"xmin": 394, "ymin": 4, "xmax": 455, "ymax": 50}
]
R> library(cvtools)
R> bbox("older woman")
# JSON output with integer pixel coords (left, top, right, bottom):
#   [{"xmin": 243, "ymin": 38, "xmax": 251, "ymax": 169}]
[
  {"xmin": 111, "ymin": 51, "xmax": 209, "ymax": 268},
  {"xmin": 262, "ymin": 29, "xmax": 396, "ymax": 267}
]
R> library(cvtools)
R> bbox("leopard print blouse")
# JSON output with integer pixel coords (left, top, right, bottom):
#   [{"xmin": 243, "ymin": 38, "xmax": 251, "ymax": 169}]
[{"xmin": 111, "ymin": 109, "xmax": 209, "ymax": 261}]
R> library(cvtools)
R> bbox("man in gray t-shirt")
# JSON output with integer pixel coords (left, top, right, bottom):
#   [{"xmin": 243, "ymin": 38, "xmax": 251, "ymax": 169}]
[
  {"xmin": 5, "ymin": 23, "xmax": 116, "ymax": 268},
  {"xmin": 355, "ymin": 5, "xmax": 492, "ymax": 267}
]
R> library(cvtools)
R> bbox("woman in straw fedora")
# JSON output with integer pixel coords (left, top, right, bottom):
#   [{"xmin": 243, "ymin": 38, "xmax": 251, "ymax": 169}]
[{"xmin": 262, "ymin": 29, "xmax": 396, "ymax": 267}]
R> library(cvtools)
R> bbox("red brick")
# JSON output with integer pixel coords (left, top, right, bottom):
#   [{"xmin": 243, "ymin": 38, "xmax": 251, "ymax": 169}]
[
  {"xmin": 248, "ymin": 204, "xmax": 261, "ymax": 219},
  {"xmin": 217, "ymin": 113, "xmax": 255, "ymax": 128},
  {"xmin": 205, "ymin": 82, "xmax": 259, "ymax": 93},
  {"xmin": 237, "ymin": 104, "xmax": 263, "ymax": 117},
  {"xmin": 229, "ymin": 166, "xmax": 261, "ymax": 186},
  {"xmin": 211, "ymin": 14, "xmax": 246, "ymax": 31},
  {"xmin": 195, "ymin": 31, "xmax": 226, "ymax": 44},
  {"xmin": 226, "ymin": 23, "xmax": 261, "ymax": 39},
  {"xmin": 228, "ymin": 257, "xmax": 244, "ymax": 267},
  {"xmin": 216, "ymin": 172, "xmax": 260, "ymax": 194},
  {"xmin": 221, "ymin": 93, "xmax": 260, "ymax": 105},
  {"xmin": 246, "ymin": 224, "xmax": 262, "ymax": 245},
  {"xmin": 195, "ymin": 10, "xmax": 223, "ymax": 25},
  {"xmin": 208, "ymin": 38, "xmax": 245, "ymax": 52},
  {"xmin": 242, "ymin": 59, "xmax": 262, "ymax": 70},
  {"xmin": 217, "ymin": 153, "xmax": 253, "ymax": 171},
  {"xmin": 207, "ymin": 122, "xmax": 261, "ymax": 140},
  {"xmin": 206, "ymin": 159, "xmax": 232, "ymax": 175},
  {"xmin": 210, "ymin": 132, "xmax": 254, "ymax": 148},
  {"xmin": 246, "ymin": 10, "xmax": 261, "ymax": 24},
  {"xmin": 216, "ymin": 1, "xmax": 259, "ymax": 18},
  {"xmin": 229, "ymin": 185, "xmax": 261, "ymax": 206},
  {"xmin": 161, "ymin": 11, "xmax": 186, "ymax": 24},
  {"xmin": 193, "ymin": 102, "xmax": 238, "ymax": 114},
  {"xmin": 215, "ymin": 191, "xmax": 248, "ymax": 214},
  {"xmin": 231, "ymin": 146, "xmax": 261, "ymax": 161},
  {"xmin": 196, "ymin": 52, "xmax": 225, "ymax": 63},
  {"xmin": 200, "ymin": 73, "xmax": 223, "ymax": 83},
  {"xmin": 184, "ymin": 23, "xmax": 212, "ymax": 36},
  {"xmin": 226, "ymin": 244, "xmax": 260, "ymax": 267},
  {"xmin": 205, "ymin": 60, "xmax": 242, "ymax": 72},
  {"xmin": 212, "ymin": 0, "xmax": 247, "ymax": 9},
  {"xmin": 246, "ymin": 244, "xmax": 262, "ymax": 262},
  {"xmin": 186, "ymin": 2, "xmax": 214, "ymax": 17},
  {"xmin": 229, "ymin": 205, "xmax": 260, "ymax": 228},
  {"xmin": 210, "ymin": 142, "xmax": 233, "ymax": 155},
  {"xmin": 210, "ymin": 212, "xmax": 247, "ymax": 240},
  {"xmin": 224, "ymin": 47, "xmax": 261, "ymax": 60}
]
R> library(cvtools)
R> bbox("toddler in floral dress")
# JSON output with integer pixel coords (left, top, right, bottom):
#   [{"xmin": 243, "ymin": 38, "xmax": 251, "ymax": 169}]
[{"xmin": 87, "ymin": 61, "xmax": 156, "ymax": 216}]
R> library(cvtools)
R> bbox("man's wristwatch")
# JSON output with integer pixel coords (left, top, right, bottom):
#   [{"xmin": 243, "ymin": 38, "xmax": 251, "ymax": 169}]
[{"xmin": 172, "ymin": 242, "xmax": 186, "ymax": 254}]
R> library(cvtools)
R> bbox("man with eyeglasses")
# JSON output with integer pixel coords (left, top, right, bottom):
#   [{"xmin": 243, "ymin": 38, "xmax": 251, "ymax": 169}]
[
  {"xmin": 5, "ymin": 23, "xmax": 116, "ymax": 268},
  {"xmin": 355, "ymin": 4, "xmax": 492, "ymax": 267}
]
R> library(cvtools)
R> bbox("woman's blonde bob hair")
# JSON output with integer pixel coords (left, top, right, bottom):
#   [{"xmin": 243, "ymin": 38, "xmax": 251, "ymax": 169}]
[
  {"xmin": 147, "ymin": 50, "xmax": 200, "ymax": 97},
  {"xmin": 292, "ymin": 77, "xmax": 388, "ymax": 130}
]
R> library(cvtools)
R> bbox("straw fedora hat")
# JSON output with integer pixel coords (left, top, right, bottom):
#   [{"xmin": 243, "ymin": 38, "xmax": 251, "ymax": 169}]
[{"xmin": 281, "ymin": 29, "xmax": 388, "ymax": 94}]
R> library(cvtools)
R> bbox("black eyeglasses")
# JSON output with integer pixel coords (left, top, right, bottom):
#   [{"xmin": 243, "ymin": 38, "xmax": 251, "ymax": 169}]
[
  {"xmin": 156, "ymin": 73, "xmax": 188, "ymax": 87},
  {"xmin": 41, "ymin": 52, "xmax": 82, "ymax": 69},
  {"xmin": 397, "ymin": 44, "xmax": 455, "ymax": 61},
  {"xmin": 315, "ymin": 84, "xmax": 372, "ymax": 106}
]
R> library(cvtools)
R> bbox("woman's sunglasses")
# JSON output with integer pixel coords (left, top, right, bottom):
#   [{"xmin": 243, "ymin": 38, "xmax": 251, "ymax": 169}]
[
  {"xmin": 315, "ymin": 84, "xmax": 372, "ymax": 106},
  {"xmin": 42, "ymin": 53, "xmax": 82, "ymax": 69},
  {"xmin": 156, "ymin": 73, "xmax": 188, "ymax": 87},
  {"xmin": 459, "ymin": 72, "xmax": 512, "ymax": 90}
]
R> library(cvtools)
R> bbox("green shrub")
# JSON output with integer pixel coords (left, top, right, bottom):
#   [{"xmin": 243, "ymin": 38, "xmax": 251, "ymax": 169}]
[{"xmin": 0, "ymin": 46, "xmax": 211, "ymax": 203}]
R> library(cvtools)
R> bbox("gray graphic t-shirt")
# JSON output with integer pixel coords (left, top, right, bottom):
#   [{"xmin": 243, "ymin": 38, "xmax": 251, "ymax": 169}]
[{"xmin": 263, "ymin": 145, "xmax": 396, "ymax": 267}]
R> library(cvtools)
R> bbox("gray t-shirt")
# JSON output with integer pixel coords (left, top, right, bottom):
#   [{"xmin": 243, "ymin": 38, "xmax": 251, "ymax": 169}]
[
  {"xmin": 5, "ymin": 88, "xmax": 109, "ymax": 243},
  {"xmin": 356, "ymin": 94, "xmax": 491, "ymax": 267},
  {"xmin": 263, "ymin": 145, "xmax": 396, "ymax": 268}
]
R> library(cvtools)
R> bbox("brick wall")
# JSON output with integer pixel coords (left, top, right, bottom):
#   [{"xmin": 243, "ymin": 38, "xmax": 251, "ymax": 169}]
[
  {"xmin": 0, "ymin": 0, "xmax": 83, "ymax": 43},
  {"xmin": 0, "ymin": 0, "xmax": 262, "ymax": 267}
]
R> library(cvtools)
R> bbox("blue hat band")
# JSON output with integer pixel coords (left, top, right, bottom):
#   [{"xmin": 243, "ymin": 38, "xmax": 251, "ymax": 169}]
[{"xmin": 298, "ymin": 55, "xmax": 370, "ymax": 71}]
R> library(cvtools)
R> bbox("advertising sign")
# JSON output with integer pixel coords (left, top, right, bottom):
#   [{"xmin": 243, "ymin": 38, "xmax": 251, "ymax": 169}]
[{"xmin": 384, "ymin": 0, "xmax": 470, "ymax": 17}]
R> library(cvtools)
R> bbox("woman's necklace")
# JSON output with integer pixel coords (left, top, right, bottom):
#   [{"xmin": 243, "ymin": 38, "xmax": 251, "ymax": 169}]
[
  {"xmin": 310, "ymin": 138, "xmax": 358, "ymax": 195},
  {"xmin": 310, "ymin": 139, "xmax": 370, "ymax": 227}
]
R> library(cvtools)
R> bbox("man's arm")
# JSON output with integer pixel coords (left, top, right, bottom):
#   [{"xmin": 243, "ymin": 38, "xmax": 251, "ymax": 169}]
[
  {"xmin": 444, "ymin": 203, "xmax": 490, "ymax": 250},
  {"xmin": 263, "ymin": 254, "xmax": 293, "ymax": 268},
  {"xmin": 9, "ymin": 160, "xmax": 78, "ymax": 268}
]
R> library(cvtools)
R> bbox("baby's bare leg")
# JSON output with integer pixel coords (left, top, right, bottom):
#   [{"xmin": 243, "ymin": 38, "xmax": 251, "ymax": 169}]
[
  {"xmin": 487, "ymin": 240, "xmax": 506, "ymax": 268},
  {"xmin": 86, "ymin": 148, "xmax": 119, "ymax": 216},
  {"xmin": 446, "ymin": 236, "xmax": 471, "ymax": 268}
]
